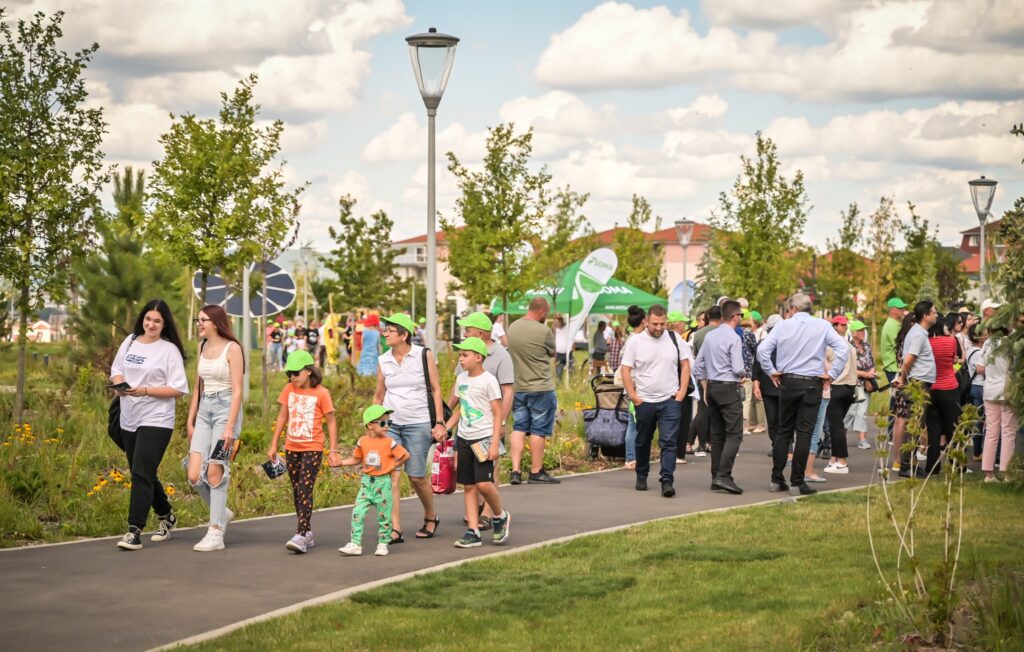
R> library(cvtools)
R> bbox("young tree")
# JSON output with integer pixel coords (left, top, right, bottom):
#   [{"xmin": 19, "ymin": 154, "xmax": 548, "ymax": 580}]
[
  {"xmin": 0, "ymin": 10, "xmax": 109, "ymax": 423},
  {"xmin": 612, "ymin": 194, "xmax": 665, "ymax": 295},
  {"xmin": 691, "ymin": 234, "xmax": 724, "ymax": 314},
  {"xmin": 443, "ymin": 123, "xmax": 551, "ymax": 310},
  {"xmin": 149, "ymin": 74, "xmax": 306, "ymax": 306},
  {"xmin": 818, "ymin": 203, "xmax": 866, "ymax": 313},
  {"xmin": 709, "ymin": 132, "xmax": 809, "ymax": 312},
  {"xmin": 862, "ymin": 196, "xmax": 899, "ymax": 340},
  {"xmin": 314, "ymin": 195, "xmax": 400, "ymax": 312},
  {"xmin": 532, "ymin": 186, "xmax": 595, "ymax": 314},
  {"xmin": 934, "ymin": 246, "xmax": 968, "ymax": 309},
  {"xmin": 892, "ymin": 202, "xmax": 933, "ymax": 301},
  {"xmin": 70, "ymin": 167, "xmax": 182, "ymax": 368}
]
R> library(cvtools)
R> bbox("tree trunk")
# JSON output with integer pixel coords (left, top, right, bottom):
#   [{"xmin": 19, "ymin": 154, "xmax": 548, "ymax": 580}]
[{"xmin": 14, "ymin": 285, "xmax": 30, "ymax": 426}]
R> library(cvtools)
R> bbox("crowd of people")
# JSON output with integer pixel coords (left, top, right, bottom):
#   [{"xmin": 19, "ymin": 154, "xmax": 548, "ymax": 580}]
[{"xmin": 108, "ymin": 291, "xmax": 1017, "ymax": 556}]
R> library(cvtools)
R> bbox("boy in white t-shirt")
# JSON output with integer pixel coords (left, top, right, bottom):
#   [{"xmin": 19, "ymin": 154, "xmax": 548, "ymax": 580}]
[{"xmin": 444, "ymin": 337, "xmax": 511, "ymax": 548}]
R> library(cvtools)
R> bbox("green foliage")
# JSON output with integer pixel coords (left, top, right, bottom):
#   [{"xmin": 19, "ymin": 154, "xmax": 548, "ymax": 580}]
[
  {"xmin": 148, "ymin": 74, "xmax": 306, "ymax": 304},
  {"xmin": 709, "ymin": 132, "xmax": 809, "ymax": 312},
  {"xmin": 988, "ymin": 196, "xmax": 1024, "ymax": 418},
  {"xmin": 818, "ymin": 203, "xmax": 866, "ymax": 312},
  {"xmin": 691, "ymin": 232, "xmax": 724, "ymax": 312},
  {"xmin": 314, "ymin": 196, "xmax": 400, "ymax": 311},
  {"xmin": 862, "ymin": 196, "xmax": 899, "ymax": 340},
  {"xmin": 612, "ymin": 194, "xmax": 664, "ymax": 295},
  {"xmin": 443, "ymin": 123, "xmax": 551, "ymax": 308},
  {"xmin": 69, "ymin": 167, "xmax": 182, "ymax": 369},
  {"xmin": 890, "ymin": 202, "xmax": 965, "ymax": 310},
  {"xmin": 532, "ymin": 186, "xmax": 595, "ymax": 314}
]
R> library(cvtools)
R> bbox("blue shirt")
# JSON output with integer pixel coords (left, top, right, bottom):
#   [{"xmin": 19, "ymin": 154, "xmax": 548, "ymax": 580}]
[
  {"xmin": 757, "ymin": 312, "xmax": 850, "ymax": 380},
  {"xmin": 694, "ymin": 324, "xmax": 746, "ymax": 381}
]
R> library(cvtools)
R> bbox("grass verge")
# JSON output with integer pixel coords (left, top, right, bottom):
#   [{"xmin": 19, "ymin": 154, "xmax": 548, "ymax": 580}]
[{"xmin": 190, "ymin": 480, "xmax": 1024, "ymax": 651}]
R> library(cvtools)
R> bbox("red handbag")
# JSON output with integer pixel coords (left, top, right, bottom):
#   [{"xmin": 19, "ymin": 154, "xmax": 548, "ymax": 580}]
[{"xmin": 431, "ymin": 437, "xmax": 456, "ymax": 495}]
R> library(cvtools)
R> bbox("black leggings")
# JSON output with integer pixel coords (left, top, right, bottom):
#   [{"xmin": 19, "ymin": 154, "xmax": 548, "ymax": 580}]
[
  {"xmin": 286, "ymin": 450, "xmax": 323, "ymax": 534},
  {"xmin": 926, "ymin": 388, "xmax": 961, "ymax": 472},
  {"xmin": 122, "ymin": 426, "xmax": 173, "ymax": 530},
  {"xmin": 825, "ymin": 385, "xmax": 856, "ymax": 459}
]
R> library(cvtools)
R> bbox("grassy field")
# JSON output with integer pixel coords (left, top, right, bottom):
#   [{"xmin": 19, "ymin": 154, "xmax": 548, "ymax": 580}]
[
  {"xmin": 0, "ymin": 344, "xmax": 607, "ymax": 547},
  {"xmin": 191, "ymin": 480, "xmax": 1023, "ymax": 651}
]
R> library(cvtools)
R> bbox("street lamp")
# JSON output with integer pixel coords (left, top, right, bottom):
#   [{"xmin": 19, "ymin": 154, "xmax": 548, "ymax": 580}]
[
  {"xmin": 968, "ymin": 176, "xmax": 997, "ymax": 302},
  {"xmin": 674, "ymin": 218, "xmax": 695, "ymax": 315},
  {"xmin": 407, "ymin": 27, "xmax": 459, "ymax": 350}
]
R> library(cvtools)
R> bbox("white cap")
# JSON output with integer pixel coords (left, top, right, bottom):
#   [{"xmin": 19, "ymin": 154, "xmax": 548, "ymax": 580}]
[
  {"xmin": 765, "ymin": 314, "xmax": 782, "ymax": 331},
  {"xmin": 981, "ymin": 299, "xmax": 1002, "ymax": 312}
]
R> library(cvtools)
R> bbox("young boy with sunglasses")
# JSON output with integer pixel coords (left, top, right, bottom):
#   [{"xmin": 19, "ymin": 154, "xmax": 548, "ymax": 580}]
[{"xmin": 337, "ymin": 405, "xmax": 410, "ymax": 557}]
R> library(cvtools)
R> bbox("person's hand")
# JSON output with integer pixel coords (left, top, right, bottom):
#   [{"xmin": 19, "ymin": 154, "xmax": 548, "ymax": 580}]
[
  {"xmin": 124, "ymin": 386, "xmax": 148, "ymax": 397},
  {"xmin": 753, "ymin": 384, "xmax": 762, "ymax": 401},
  {"xmin": 770, "ymin": 373, "xmax": 781, "ymax": 388},
  {"xmin": 630, "ymin": 395, "xmax": 643, "ymax": 406},
  {"xmin": 487, "ymin": 441, "xmax": 500, "ymax": 462},
  {"xmin": 431, "ymin": 424, "xmax": 447, "ymax": 441},
  {"xmin": 674, "ymin": 389, "xmax": 686, "ymax": 402},
  {"xmin": 267, "ymin": 446, "xmax": 279, "ymax": 463},
  {"xmin": 186, "ymin": 421, "xmax": 195, "ymax": 441},
  {"xmin": 327, "ymin": 451, "xmax": 342, "ymax": 467},
  {"xmin": 821, "ymin": 375, "xmax": 833, "ymax": 392}
]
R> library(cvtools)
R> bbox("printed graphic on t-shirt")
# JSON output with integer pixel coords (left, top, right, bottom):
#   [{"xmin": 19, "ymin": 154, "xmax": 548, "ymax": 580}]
[
  {"xmin": 125, "ymin": 353, "xmax": 147, "ymax": 365},
  {"xmin": 287, "ymin": 392, "xmax": 318, "ymax": 441},
  {"xmin": 365, "ymin": 450, "xmax": 382, "ymax": 470},
  {"xmin": 458, "ymin": 383, "xmax": 486, "ymax": 427}
]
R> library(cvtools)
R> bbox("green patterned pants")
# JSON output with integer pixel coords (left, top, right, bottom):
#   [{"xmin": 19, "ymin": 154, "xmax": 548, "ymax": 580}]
[{"xmin": 350, "ymin": 473, "xmax": 393, "ymax": 545}]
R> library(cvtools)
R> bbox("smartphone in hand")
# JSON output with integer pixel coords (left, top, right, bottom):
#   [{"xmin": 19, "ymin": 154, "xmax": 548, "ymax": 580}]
[{"xmin": 107, "ymin": 382, "xmax": 131, "ymax": 391}]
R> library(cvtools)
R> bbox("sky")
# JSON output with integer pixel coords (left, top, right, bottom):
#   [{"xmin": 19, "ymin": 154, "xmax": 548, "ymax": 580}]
[{"xmin": 9, "ymin": 0, "xmax": 1024, "ymax": 252}]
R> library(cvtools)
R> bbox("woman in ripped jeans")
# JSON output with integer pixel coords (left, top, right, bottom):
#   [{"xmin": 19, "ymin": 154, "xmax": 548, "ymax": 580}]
[{"xmin": 186, "ymin": 305, "xmax": 246, "ymax": 552}]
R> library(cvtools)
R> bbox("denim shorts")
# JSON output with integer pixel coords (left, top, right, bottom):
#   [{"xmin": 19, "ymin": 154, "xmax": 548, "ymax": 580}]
[
  {"xmin": 512, "ymin": 390, "xmax": 557, "ymax": 437},
  {"xmin": 388, "ymin": 421, "xmax": 433, "ymax": 478}
]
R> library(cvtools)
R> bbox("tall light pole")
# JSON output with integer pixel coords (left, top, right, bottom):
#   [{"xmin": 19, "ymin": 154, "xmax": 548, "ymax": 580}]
[
  {"xmin": 407, "ymin": 27, "xmax": 459, "ymax": 350},
  {"xmin": 674, "ymin": 218, "xmax": 695, "ymax": 315},
  {"xmin": 968, "ymin": 176, "xmax": 997, "ymax": 303}
]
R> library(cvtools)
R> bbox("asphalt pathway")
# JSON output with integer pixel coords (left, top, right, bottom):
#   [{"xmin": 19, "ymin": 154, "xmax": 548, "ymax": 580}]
[{"xmin": 0, "ymin": 433, "xmax": 879, "ymax": 651}]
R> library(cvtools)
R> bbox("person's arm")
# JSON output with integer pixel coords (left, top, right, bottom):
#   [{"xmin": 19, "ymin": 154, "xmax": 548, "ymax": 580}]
[
  {"xmin": 393, "ymin": 444, "xmax": 411, "ymax": 467},
  {"xmin": 895, "ymin": 353, "xmax": 918, "ymax": 388},
  {"xmin": 676, "ymin": 358, "xmax": 690, "ymax": 401},
  {"xmin": 499, "ymin": 384, "xmax": 515, "ymax": 424},
  {"xmin": 186, "ymin": 380, "xmax": 201, "ymax": 441},
  {"xmin": 730, "ymin": 336, "xmax": 746, "ymax": 379},
  {"xmin": 621, "ymin": 366, "xmax": 640, "ymax": 405},
  {"xmin": 325, "ymin": 411, "xmax": 341, "ymax": 468},
  {"xmin": 339, "ymin": 442, "xmax": 362, "ymax": 468},
  {"xmin": 445, "ymin": 402, "xmax": 461, "ymax": 433},
  {"xmin": 488, "ymin": 397, "xmax": 502, "ymax": 461},
  {"xmin": 824, "ymin": 328, "xmax": 850, "ymax": 381},
  {"xmin": 693, "ymin": 347, "xmax": 707, "ymax": 382},
  {"xmin": 426, "ymin": 350, "xmax": 446, "ymax": 441},
  {"xmin": 757, "ymin": 329, "xmax": 780, "ymax": 383},
  {"xmin": 222, "ymin": 343, "xmax": 245, "ymax": 441},
  {"xmin": 267, "ymin": 403, "xmax": 288, "ymax": 461},
  {"xmin": 373, "ymin": 365, "xmax": 386, "ymax": 404}
]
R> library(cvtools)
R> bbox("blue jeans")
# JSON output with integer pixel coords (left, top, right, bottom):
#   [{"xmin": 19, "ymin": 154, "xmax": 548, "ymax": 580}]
[
  {"xmin": 970, "ymin": 384, "xmax": 985, "ymax": 457},
  {"xmin": 811, "ymin": 397, "xmax": 830, "ymax": 454},
  {"xmin": 625, "ymin": 409, "xmax": 637, "ymax": 462},
  {"xmin": 189, "ymin": 390, "xmax": 241, "ymax": 528},
  {"xmin": 634, "ymin": 399, "xmax": 681, "ymax": 483}
]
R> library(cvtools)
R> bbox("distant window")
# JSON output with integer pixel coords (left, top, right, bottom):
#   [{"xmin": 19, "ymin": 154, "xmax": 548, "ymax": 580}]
[{"xmin": 967, "ymin": 235, "xmax": 979, "ymax": 247}]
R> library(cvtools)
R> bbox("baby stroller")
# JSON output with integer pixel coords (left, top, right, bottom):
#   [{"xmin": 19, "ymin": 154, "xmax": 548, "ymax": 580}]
[{"xmin": 583, "ymin": 374, "xmax": 629, "ymax": 459}]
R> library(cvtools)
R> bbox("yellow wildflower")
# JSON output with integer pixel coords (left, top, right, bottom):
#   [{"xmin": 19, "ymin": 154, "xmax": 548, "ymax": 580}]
[{"xmin": 87, "ymin": 491, "xmax": 94, "ymax": 497}]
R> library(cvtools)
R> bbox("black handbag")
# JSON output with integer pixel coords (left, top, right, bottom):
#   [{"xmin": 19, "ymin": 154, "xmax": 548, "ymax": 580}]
[{"xmin": 107, "ymin": 335, "xmax": 137, "ymax": 451}]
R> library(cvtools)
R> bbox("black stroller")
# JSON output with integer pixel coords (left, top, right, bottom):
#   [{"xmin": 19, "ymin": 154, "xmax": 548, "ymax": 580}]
[{"xmin": 583, "ymin": 374, "xmax": 629, "ymax": 459}]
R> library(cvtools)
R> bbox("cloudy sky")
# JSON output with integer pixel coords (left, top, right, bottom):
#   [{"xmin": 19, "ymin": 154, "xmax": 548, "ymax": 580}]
[{"xmin": 10, "ymin": 0, "xmax": 1024, "ymax": 251}]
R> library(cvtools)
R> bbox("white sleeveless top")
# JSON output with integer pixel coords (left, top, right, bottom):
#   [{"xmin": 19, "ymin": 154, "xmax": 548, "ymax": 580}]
[
  {"xmin": 197, "ymin": 341, "xmax": 234, "ymax": 394},
  {"xmin": 379, "ymin": 344, "xmax": 430, "ymax": 425}
]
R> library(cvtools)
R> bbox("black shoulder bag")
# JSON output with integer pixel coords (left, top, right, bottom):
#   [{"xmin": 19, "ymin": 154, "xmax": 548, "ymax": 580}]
[
  {"xmin": 107, "ymin": 335, "xmax": 137, "ymax": 452},
  {"xmin": 667, "ymin": 330, "xmax": 695, "ymax": 398},
  {"xmin": 421, "ymin": 347, "xmax": 454, "ymax": 436}
]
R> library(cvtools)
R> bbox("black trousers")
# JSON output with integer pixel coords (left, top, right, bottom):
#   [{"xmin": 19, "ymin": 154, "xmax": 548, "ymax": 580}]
[
  {"xmin": 762, "ymin": 393, "xmax": 780, "ymax": 446},
  {"xmin": 825, "ymin": 384, "xmax": 856, "ymax": 459},
  {"xmin": 707, "ymin": 383, "xmax": 744, "ymax": 480},
  {"xmin": 688, "ymin": 399, "xmax": 710, "ymax": 450},
  {"xmin": 773, "ymin": 376, "xmax": 823, "ymax": 486},
  {"xmin": 926, "ymin": 388, "xmax": 961, "ymax": 473},
  {"xmin": 122, "ymin": 426, "xmax": 174, "ymax": 530},
  {"xmin": 675, "ymin": 396, "xmax": 694, "ymax": 459}
]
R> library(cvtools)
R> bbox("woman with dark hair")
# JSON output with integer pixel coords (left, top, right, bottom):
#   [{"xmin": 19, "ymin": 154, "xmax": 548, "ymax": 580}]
[
  {"xmin": 375, "ymin": 314, "xmax": 446, "ymax": 542},
  {"xmin": 926, "ymin": 313, "xmax": 961, "ymax": 473},
  {"xmin": 110, "ymin": 299, "xmax": 189, "ymax": 551},
  {"xmin": 185, "ymin": 304, "xmax": 246, "ymax": 552}
]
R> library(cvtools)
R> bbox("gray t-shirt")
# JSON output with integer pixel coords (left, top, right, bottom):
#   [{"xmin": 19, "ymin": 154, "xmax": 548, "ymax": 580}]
[
  {"xmin": 454, "ymin": 341, "xmax": 514, "ymax": 386},
  {"xmin": 507, "ymin": 317, "xmax": 556, "ymax": 392},
  {"xmin": 903, "ymin": 324, "xmax": 936, "ymax": 383}
]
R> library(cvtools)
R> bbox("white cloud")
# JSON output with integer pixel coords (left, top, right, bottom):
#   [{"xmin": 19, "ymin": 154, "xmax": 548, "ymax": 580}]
[
  {"xmin": 361, "ymin": 113, "xmax": 486, "ymax": 163},
  {"xmin": 550, "ymin": 140, "xmax": 698, "ymax": 202},
  {"xmin": 702, "ymin": 0, "xmax": 858, "ymax": 29},
  {"xmin": 895, "ymin": 0, "xmax": 1024, "ymax": 52},
  {"xmin": 666, "ymin": 94, "xmax": 729, "ymax": 125}
]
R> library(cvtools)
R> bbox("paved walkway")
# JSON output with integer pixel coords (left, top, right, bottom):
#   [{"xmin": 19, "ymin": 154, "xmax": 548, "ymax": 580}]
[{"xmin": 0, "ymin": 434, "xmax": 878, "ymax": 651}]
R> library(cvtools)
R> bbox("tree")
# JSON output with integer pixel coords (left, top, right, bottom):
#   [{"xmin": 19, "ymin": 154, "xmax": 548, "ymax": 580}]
[
  {"xmin": 817, "ymin": 203, "xmax": 866, "ymax": 313},
  {"xmin": 532, "ymin": 186, "xmax": 595, "ymax": 314},
  {"xmin": 709, "ymin": 132, "xmax": 809, "ymax": 312},
  {"xmin": 892, "ymin": 202, "xmax": 934, "ymax": 302},
  {"xmin": 443, "ymin": 123, "xmax": 551, "ymax": 310},
  {"xmin": 0, "ymin": 10, "xmax": 109, "ymax": 423},
  {"xmin": 862, "ymin": 196, "xmax": 899, "ymax": 340},
  {"xmin": 70, "ymin": 167, "xmax": 182, "ymax": 368},
  {"xmin": 612, "ymin": 194, "xmax": 664, "ymax": 295},
  {"xmin": 691, "ymin": 232, "xmax": 724, "ymax": 313},
  {"xmin": 149, "ymin": 74, "xmax": 306, "ymax": 306},
  {"xmin": 314, "ymin": 195, "xmax": 400, "ymax": 311},
  {"xmin": 935, "ymin": 246, "xmax": 968, "ymax": 309}
]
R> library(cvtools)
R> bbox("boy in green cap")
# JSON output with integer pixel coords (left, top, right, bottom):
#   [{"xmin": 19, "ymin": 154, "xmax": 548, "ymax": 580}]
[
  {"xmin": 337, "ymin": 406, "xmax": 410, "ymax": 557},
  {"xmin": 445, "ymin": 337, "xmax": 511, "ymax": 548}
]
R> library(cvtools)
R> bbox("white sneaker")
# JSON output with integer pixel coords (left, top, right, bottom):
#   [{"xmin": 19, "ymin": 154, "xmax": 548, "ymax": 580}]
[
  {"xmin": 303, "ymin": 531, "xmax": 315, "ymax": 549},
  {"xmin": 221, "ymin": 508, "xmax": 234, "ymax": 533},
  {"xmin": 286, "ymin": 534, "xmax": 307, "ymax": 553},
  {"xmin": 339, "ymin": 542, "xmax": 362, "ymax": 556},
  {"xmin": 824, "ymin": 462, "xmax": 849, "ymax": 474},
  {"xmin": 374, "ymin": 543, "xmax": 389, "ymax": 556},
  {"xmin": 694, "ymin": 450, "xmax": 708, "ymax": 457},
  {"xmin": 857, "ymin": 440, "xmax": 871, "ymax": 450},
  {"xmin": 193, "ymin": 528, "xmax": 225, "ymax": 552},
  {"xmin": 916, "ymin": 450, "xmax": 927, "ymax": 462}
]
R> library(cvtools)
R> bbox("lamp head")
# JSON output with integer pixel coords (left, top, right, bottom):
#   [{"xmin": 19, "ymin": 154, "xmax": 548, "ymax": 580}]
[{"xmin": 406, "ymin": 28, "xmax": 459, "ymax": 111}]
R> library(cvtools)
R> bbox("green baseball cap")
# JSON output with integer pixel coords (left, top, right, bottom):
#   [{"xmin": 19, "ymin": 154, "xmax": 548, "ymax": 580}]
[
  {"xmin": 491, "ymin": 306, "xmax": 504, "ymax": 316},
  {"xmin": 418, "ymin": 317, "xmax": 426, "ymax": 324},
  {"xmin": 457, "ymin": 311, "xmax": 493, "ymax": 332},
  {"xmin": 751, "ymin": 310, "xmax": 762, "ymax": 322},
  {"xmin": 850, "ymin": 320, "xmax": 867, "ymax": 331},
  {"xmin": 611, "ymin": 320, "xmax": 620, "ymax": 328},
  {"xmin": 742, "ymin": 309, "xmax": 752, "ymax": 319},
  {"xmin": 362, "ymin": 405, "xmax": 394, "ymax": 426},
  {"xmin": 887, "ymin": 297, "xmax": 907, "ymax": 309},
  {"xmin": 284, "ymin": 350, "xmax": 315, "ymax": 372},
  {"xmin": 690, "ymin": 319, "xmax": 698, "ymax": 327},
  {"xmin": 382, "ymin": 313, "xmax": 416, "ymax": 334},
  {"xmin": 667, "ymin": 310, "xmax": 686, "ymax": 323},
  {"xmin": 453, "ymin": 336, "xmax": 489, "ymax": 357}
]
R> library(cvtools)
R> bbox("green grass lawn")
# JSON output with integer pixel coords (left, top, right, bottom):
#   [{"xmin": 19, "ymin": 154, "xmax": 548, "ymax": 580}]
[{"xmin": 191, "ymin": 480, "xmax": 1024, "ymax": 651}]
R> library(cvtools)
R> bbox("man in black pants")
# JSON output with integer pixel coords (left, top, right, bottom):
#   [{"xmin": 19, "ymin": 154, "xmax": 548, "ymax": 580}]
[
  {"xmin": 752, "ymin": 314, "xmax": 783, "ymax": 451},
  {"xmin": 758, "ymin": 293, "xmax": 849, "ymax": 496},
  {"xmin": 693, "ymin": 300, "xmax": 747, "ymax": 494}
]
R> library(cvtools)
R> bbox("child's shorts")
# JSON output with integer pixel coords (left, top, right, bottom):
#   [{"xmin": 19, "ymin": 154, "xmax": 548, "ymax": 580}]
[{"xmin": 456, "ymin": 436, "xmax": 495, "ymax": 485}]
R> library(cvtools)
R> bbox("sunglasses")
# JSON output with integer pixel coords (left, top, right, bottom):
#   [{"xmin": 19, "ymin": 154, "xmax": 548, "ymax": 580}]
[
  {"xmin": 286, "ymin": 370, "xmax": 305, "ymax": 378},
  {"xmin": 372, "ymin": 419, "xmax": 392, "ymax": 428}
]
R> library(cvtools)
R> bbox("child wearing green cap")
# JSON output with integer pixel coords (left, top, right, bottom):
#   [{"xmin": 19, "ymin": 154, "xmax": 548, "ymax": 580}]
[
  {"xmin": 267, "ymin": 350, "xmax": 339, "ymax": 554},
  {"xmin": 337, "ymin": 406, "xmax": 410, "ymax": 557},
  {"xmin": 446, "ymin": 337, "xmax": 511, "ymax": 548}
]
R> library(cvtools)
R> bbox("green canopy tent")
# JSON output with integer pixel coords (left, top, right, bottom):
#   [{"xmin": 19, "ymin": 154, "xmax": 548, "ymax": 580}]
[{"xmin": 491, "ymin": 261, "xmax": 667, "ymax": 316}]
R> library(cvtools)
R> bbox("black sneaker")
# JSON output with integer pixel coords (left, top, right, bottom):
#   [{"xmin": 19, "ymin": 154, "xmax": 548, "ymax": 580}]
[
  {"xmin": 635, "ymin": 477, "xmax": 648, "ymax": 491},
  {"xmin": 769, "ymin": 482, "xmax": 790, "ymax": 493},
  {"xmin": 116, "ymin": 527, "xmax": 142, "ymax": 551},
  {"xmin": 151, "ymin": 513, "xmax": 177, "ymax": 542},
  {"xmin": 712, "ymin": 478, "xmax": 743, "ymax": 495},
  {"xmin": 454, "ymin": 529, "xmax": 483, "ymax": 548},
  {"xmin": 510, "ymin": 471, "xmax": 522, "ymax": 485},
  {"xmin": 795, "ymin": 483, "xmax": 818, "ymax": 496},
  {"xmin": 492, "ymin": 511, "xmax": 510, "ymax": 545},
  {"xmin": 528, "ymin": 470, "xmax": 561, "ymax": 484},
  {"xmin": 661, "ymin": 481, "xmax": 676, "ymax": 498}
]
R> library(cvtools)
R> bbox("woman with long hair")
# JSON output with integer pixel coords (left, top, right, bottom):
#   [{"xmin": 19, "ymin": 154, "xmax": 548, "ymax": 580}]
[
  {"xmin": 925, "ymin": 316, "xmax": 961, "ymax": 473},
  {"xmin": 185, "ymin": 305, "xmax": 246, "ymax": 551},
  {"xmin": 110, "ymin": 299, "xmax": 189, "ymax": 550}
]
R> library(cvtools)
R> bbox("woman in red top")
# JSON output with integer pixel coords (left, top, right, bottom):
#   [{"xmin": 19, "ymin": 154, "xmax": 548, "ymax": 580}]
[{"xmin": 925, "ymin": 315, "xmax": 962, "ymax": 473}]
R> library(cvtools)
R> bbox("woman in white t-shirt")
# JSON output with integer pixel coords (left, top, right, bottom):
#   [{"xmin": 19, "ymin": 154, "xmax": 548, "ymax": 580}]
[
  {"xmin": 977, "ymin": 330, "xmax": 1017, "ymax": 482},
  {"xmin": 185, "ymin": 304, "xmax": 245, "ymax": 552},
  {"xmin": 110, "ymin": 300, "xmax": 190, "ymax": 551}
]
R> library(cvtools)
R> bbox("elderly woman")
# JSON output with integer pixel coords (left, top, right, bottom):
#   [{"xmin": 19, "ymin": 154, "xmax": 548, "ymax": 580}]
[
  {"xmin": 374, "ymin": 314, "xmax": 447, "ymax": 541},
  {"xmin": 844, "ymin": 321, "xmax": 876, "ymax": 450}
]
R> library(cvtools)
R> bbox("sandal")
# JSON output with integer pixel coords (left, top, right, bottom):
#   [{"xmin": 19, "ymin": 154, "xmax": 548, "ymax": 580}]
[
  {"xmin": 415, "ymin": 516, "xmax": 440, "ymax": 538},
  {"xmin": 390, "ymin": 529, "xmax": 404, "ymax": 544}
]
